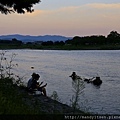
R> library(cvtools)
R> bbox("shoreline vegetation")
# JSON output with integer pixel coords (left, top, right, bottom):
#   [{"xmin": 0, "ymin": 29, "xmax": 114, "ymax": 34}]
[
  {"xmin": 1, "ymin": 44, "xmax": 120, "ymax": 50},
  {"xmin": 0, "ymin": 31, "xmax": 120, "ymax": 50},
  {"xmin": 0, "ymin": 78, "xmax": 82, "ymax": 115},
  {"xmin": 0, "ymin": 78, "xmax": 87, "ymax": 117}
]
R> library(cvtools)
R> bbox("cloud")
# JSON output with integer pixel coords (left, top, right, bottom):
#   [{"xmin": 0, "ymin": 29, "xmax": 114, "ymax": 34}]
[
  {"xmin": 15, "ymin": 3, "xmax": 120, "ymax": 22},
  {"xmin": 28, "ymin": 3, "xmax": 120, "ymax": 21},
  {"xmin": 87, "ymin": 3, "xmax": 120, "ymax": 9}
]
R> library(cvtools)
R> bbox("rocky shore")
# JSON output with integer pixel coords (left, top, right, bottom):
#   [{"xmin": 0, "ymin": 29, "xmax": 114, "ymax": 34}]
[
  {"xmin": 19, "ymin": 86, "xmax": 85, "ymax": 114},
  {"xmin": 0, "ymin": 78, "xmax": 87, "ymax": 120}
]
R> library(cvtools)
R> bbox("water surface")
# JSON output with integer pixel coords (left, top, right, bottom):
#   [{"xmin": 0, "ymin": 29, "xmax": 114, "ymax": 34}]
[{"xmin": 4, "ymin": 50, "xmax": 120, "ymax": 114}]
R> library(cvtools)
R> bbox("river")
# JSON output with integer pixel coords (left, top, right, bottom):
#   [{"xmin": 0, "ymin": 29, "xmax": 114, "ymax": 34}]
[{"xmin": 2, "ymin": 49, "xmax": 120, "ymax": 114}]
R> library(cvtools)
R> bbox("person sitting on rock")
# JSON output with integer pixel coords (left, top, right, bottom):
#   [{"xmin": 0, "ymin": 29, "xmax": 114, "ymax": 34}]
[
  {"xmin": 27, "ymin": 73, "xmax": 47, "ymax": 96},
  {"xmin": 27, "ymin": 72, "xmax": 36, "ymax": 90}
]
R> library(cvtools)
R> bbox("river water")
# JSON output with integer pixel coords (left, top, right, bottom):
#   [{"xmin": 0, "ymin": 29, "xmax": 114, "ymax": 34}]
[{"xmin": 3, "ymin": 49, "xmax": 120, "ymax": 114}]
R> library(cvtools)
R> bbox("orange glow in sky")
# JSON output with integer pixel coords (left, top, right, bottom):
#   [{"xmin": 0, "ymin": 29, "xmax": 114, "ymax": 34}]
[{"xmin": 0, "ymin": 1, "xmax": 120, "ymax": 37}]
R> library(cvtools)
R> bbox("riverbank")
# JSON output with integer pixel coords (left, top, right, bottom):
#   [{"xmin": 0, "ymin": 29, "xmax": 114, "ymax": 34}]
[
  {"xmin": 0, "ymin": 77, "xmax": 86, "ymax": 119},
  {"xmin": 0, "ymin": 43, "xmax": 120, "ymax": 50}
]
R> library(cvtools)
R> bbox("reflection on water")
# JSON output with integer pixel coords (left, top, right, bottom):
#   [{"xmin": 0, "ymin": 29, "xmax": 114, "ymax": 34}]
[{"xmin": 2, "ymin": 49, "xmax": 120, "ymax": 114}]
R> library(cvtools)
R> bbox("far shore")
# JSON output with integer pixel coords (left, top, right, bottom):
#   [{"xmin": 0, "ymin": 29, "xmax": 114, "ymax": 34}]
[{"xmin": 0, "ymin": 44, "xmax": 120, "ymax": 50}]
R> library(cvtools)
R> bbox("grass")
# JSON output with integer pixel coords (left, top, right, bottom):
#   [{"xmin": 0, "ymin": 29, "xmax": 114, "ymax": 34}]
[{"xmin": 0, "ymin": 77, "xmax": 39, "ymax": 114}]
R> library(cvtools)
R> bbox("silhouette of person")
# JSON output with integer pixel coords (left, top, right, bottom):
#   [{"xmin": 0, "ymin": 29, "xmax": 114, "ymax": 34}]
[
  {"xmin": 27, "ymin": 73, "xmax": 47, "ymax": 96},
  {"xmin": 69, "ymin": 72, "xmax": 82, "ymax": 80},
  {"xmin": 92, "ymin": 77, "xmax": 102, "ymax": 86}
]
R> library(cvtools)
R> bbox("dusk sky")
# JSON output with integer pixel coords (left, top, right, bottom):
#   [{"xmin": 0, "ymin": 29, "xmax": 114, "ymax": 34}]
[{"xmin": 0, "ymin": 0, "xmax": 120, "ymax": 37}]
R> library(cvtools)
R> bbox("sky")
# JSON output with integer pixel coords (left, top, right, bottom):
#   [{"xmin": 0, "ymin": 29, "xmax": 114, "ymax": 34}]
[{"xmin": 0, "ymin": 0, "xmax": 120, "ymax": 37}]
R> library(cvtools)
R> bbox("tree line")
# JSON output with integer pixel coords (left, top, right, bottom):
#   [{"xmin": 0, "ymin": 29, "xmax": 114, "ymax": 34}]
[
  {"xmin": 0, "ymin": 31, "xmax": 120, "ymax": 47},
  {"xmin": 0, "ymin": 38, "xmax": 22, "ymax": 45},
  {"xmin": 28, "ymin": 31, "xmax": 120, "ymax": 46},
  {"xmin": 65, "ymin": 31, "xmax": 120, "ymax": 46}
]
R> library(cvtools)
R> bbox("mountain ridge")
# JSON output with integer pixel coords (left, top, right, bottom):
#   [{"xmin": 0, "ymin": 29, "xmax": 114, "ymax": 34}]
[{"xmin": 0, "ymin": 34, "xmax": 72, "ymax": 42}]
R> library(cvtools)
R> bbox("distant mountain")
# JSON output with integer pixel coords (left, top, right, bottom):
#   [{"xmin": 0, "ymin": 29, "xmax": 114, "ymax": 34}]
[{"xmin": 0, "ymin": 34, "xmax": 72, "ymax": 43}]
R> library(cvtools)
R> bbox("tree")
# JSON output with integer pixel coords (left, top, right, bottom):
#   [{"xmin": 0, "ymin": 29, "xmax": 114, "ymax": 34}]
[
  {"xmin": 0, "ymin": 0, "xmax": 41, "ymax": 14},
  {"xmin": 42, "ymin": 41, "xmax": 54, "ymax": 46},
  {"xmin": 12, "ymin": 38, "xmax": 23, "ymax": 45},
  {"xmin": 107, "ymin": 31, "xmax": 120, "ymax": 44},
  {"xmin": 54, "ymin": 41, "xmax": 65, "ymax": 46},
  {"xmin": 107, "ymin": 31, "xmax": 120, "ymax": 39}
]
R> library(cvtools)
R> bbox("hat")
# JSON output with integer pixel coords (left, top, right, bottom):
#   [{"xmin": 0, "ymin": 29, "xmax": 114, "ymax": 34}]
[{"xmin": 31, "ymin": 73, "xmax": 36, "ymax": 77}]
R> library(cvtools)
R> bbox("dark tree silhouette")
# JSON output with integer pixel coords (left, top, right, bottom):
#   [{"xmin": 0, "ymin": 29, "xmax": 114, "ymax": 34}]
[
  {"xmin": 107, "ymin": 31, "xmax": 120, "ymax": 39},
  {"xmin": 42, "ymin": 41, "xmax": 54, "ymax": 46},
  {"xmin": 0, "ymin": 0, "xmax": 41, "ymax": 14},
  {"xmin": 107, "ymin": 31, "xmax": 120, "ymax": 44}
]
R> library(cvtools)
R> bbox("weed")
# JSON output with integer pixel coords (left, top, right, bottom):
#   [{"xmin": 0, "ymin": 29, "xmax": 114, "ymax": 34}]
[
  {"xmin": 50, "ymin": 91, "xmax": 60, "ymax": 102},
  {"xmin": 0, "ymin": 50, "xmax": 17, "ymax": 79},
  {"xmin": 70, "ymin": 79, "xmax": 85, "ymax": 112}
]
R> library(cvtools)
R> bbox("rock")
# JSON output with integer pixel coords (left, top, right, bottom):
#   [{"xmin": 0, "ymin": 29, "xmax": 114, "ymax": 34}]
[{"xmin": 19, "ymin": 86, "xmax": 84, "ymax": 114}]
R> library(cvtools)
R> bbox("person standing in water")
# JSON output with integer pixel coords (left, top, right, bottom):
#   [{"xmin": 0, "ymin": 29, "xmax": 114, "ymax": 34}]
[{"xmin": 69, "ymin": 72, "xmax": 82, "ymax": 80}]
